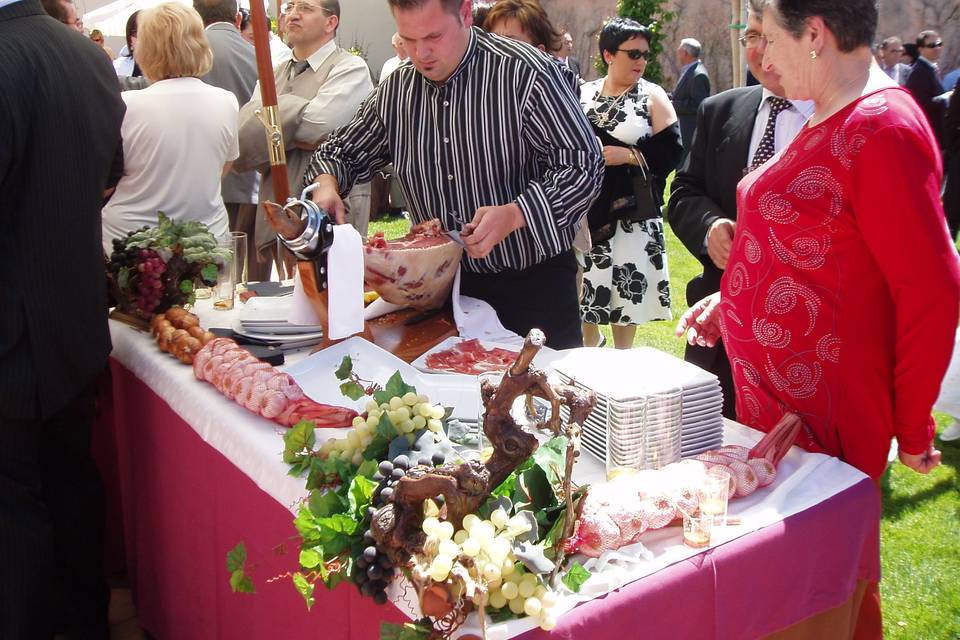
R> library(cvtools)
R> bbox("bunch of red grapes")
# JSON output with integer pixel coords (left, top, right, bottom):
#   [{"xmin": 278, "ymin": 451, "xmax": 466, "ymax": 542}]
[{"xmin": 134, "ymin": 248, "xmax": 167, "ymax": 315}]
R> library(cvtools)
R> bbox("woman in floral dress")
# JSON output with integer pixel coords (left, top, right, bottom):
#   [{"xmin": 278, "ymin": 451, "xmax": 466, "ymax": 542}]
[{"xmin": 579, "ymin": 18, "xmax": 683, "ymax": 349}]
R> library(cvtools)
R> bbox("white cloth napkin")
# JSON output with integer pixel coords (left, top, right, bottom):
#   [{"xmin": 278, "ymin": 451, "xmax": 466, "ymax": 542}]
[
  {"xmin": 326, "ymin": 224, "xmax": 365, "ymax": 340},
  {"xmin": 288, "ymin": 225, "xmax": 365, "ymax": 340},
  {"xmin": 451, "ymin": 266, "xmax": 523, "ymax": 345}
]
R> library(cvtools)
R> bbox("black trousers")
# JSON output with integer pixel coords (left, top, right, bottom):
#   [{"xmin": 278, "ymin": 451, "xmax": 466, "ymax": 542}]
[
  {"xmin": 460, "ymin": 250, "xmax": 583, "ymax": 350},
  {"xmin": 0, "ymin": 385, "xmax": 109, "ymax": 640}
]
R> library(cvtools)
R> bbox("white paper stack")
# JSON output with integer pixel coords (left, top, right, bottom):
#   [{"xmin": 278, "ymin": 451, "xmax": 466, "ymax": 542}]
[{"xmin": 552, "ymin": 347, "xmax": 724, "ymax": 472}]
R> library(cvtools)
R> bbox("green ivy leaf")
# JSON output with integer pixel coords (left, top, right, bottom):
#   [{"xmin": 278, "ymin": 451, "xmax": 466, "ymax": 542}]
[
  {"xmin": 356, "ymin": 459, "xmax": 379, "ymax": 479},
  {"xmin": 179, "ymin": 278, "xmax": 193, "ymax": 294},
  {"xmin": 201, "ymin": 263, "xmax": 219, "ymax": 283},
  {"xmin": 308, "ymin": 490, "xmax": 344, "ymax": 518},
  {"xmin": 373, "ymin": 370, "xmax": 416, "ymax": 404},
  {"xmin": 347, "ymin": 475, "xmax": 377, "ymax": 520},
  {"xmin": 229, "ymin": 568, "xmax": 255, "ymax": 593},
  {"xmin": 283, "ymin": 421, "xmax": 316, "ymax": 465},
  {"xmin": 376, "ymin": 412, "xmax": 398, "ymax": 440},
  {"xmin": 335, "ymin": 355, "xmax": 353, "ymax": 380},
  {"xmin": 533, "ymin": 435, "xmax": 567, "ymax": 486},
  {"xmin": 561, "ymin": 562, "xmax": 591, "ymax": 594},
  {"xmin": 380, "ymin": 621, "xmax": 433, "ymax": 640},
  {"xmin": 292, "ymin": 572, "xmax": 315, "ymax": 610},
  {"xmin": 339, "ymin": 381, "xmax": 366, "ymax": 401},
  {"xmin": 299, "ymin": 547, "xmax": 322, "ymax": 569},
  {"xmin": 226, "ymin": 541, "xmax": 247, "ymax": 572}
]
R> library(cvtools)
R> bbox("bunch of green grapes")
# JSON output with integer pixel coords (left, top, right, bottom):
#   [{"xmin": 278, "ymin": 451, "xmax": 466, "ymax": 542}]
[
  {"xmin": 319, "ymin": 392, "xmax": 446, "ymax": 466},
  {"xmin": 415, "ymin": 508, "xmax": 560, "ymax": 631}
]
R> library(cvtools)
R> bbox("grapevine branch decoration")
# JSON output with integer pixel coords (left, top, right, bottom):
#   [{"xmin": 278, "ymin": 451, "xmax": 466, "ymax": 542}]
[{"xmin": 370, "ymin": 328, "xmax": 596, "ymax": 580}]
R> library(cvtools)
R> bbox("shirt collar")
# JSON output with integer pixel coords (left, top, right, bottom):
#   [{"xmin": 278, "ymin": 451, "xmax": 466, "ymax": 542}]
[
  {"xmin": 680, "ymin": 60, "xmax": 697, "ymax": 77},
  {"xmin": 294, "ymin": 38, "xmax": 337, "ymax": 72},
  {"xmin": 758, "ymin": 87, "xmax": 815, "ymax": 119},
  {"xmin": 425, "ymin": 26, "xmax": 478, "ymax": 89},
  {"xmin": 0, "ymin": 0, "xmax": 26, "ymax": 9}
]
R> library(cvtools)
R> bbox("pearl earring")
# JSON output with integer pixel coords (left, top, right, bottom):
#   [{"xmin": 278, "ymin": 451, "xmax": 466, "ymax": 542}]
[{"xmin": 810, "ymin": 50, "xmax": 818, "ymax": 60}]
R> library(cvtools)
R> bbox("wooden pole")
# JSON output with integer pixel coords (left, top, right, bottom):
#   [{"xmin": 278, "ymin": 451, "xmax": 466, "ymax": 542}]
[{"xmin": 249, "ymin": 0, "xmax": 290, "ymax": 205}]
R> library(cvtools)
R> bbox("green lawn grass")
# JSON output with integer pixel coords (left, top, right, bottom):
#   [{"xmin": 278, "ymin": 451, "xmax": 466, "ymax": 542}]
[{"xmin": 369, "ymin": 182, "xmax": 960, "ymax": 639}]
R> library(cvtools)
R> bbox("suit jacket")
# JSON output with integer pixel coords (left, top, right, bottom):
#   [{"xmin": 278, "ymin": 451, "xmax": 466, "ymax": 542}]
[
  {"xmin": 904, "ymin": 56, "xmax": 946, "ymax": 146},
  {"xmin": 0, "ymin": 0, "xmax": 125, "ymax": 420},
  {"xmin": 566, "ymin": 56, "xmax": 581, "ymax": 78},
  {"xmin": 202, "ymin": 22, "xmax": 259, "ymax": 204},
  {"xmin": 235, "ymin": 47, "xmax": 373, "ymax": 252},
  {"xmin": 672, "ymin": 61, "xmax": 711, "ymax": 151},
  {"xmin": 667, "ymin": 85, "xmax": 762, "ymax": 305}
]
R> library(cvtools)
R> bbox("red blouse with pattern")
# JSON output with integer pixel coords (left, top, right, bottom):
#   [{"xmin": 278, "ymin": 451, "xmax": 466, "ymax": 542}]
[{"xmin": 720, "ymin": 87, "xmax": 960, "ymax": 479}]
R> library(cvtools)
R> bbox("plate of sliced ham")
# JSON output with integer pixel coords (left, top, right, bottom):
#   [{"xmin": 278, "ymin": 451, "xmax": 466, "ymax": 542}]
[{"xmin": 413, "ymin": 336, "xmax": 559, "ymax": 376}]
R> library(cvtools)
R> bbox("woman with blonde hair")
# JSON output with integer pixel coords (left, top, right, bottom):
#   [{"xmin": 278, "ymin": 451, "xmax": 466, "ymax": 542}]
[
  {"xmin": 102, "ymin": 2, "xmax": 238, "ymax": 253},
  {"xmin": 89, "ymin": 29, "xmax": 114, "ymax": 59}
]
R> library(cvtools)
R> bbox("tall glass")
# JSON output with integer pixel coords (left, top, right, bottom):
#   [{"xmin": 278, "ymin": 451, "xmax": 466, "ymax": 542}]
[
  {"xmin": 213, "ymin": 234, "xmax": 238, "ymax": 310},
  {"xmin": 230, "ymin": 231, "xmax": 248, "ymax": 289}
]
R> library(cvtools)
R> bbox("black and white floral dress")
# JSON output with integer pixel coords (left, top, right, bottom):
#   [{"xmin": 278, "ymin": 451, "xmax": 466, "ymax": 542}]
[{"xmin": 579, "ymin": 77, "xmax": 672, "ymax": 326}]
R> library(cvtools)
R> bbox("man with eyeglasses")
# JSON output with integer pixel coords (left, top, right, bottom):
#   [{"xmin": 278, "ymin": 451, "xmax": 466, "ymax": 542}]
[
  {"xmin": 905, "ymin": 29, "xmax": 947, "ymax": 147},
  {"xmin": 672, "ymin": 37, "xmax": 711, "ymax": 156},
  {"xmin": 236, "ymin": 0, "xmax": 374, "ymax": 268},
  {"xmin": 667, "ymin": 0, "xmax": 813, "ymax": 419},
  {"xmin": 303, "ymin": 0, "xmax": 602, "ymax": 349},
  {"xmin": 877, "ymin": 36, "xmax": 908, "ymax": 85}
]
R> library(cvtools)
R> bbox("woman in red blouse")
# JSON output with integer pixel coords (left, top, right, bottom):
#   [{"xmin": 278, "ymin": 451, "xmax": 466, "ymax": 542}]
[
  {"xmin": 679, "ymin": 0, "xmax": 959, "ymax": 479},
  {"xmin": 678, "ymin": 0, "xmax": 960, "ymax": 635}
]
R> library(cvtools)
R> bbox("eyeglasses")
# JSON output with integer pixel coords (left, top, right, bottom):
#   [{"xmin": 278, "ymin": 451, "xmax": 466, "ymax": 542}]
[
  {"xmin": 617, "ymin": 48, "xmax": 650, "ymax": 60},
  {"xmin": 738, "ymin": 32, "xmax": 767, "ymax": 48},
  {"xmin": 921, "ymin": 40, "xmax": 943, "ymax": 49},
  {"xmin": 285, "ymin": 2, "xmax": 333, "ymax": 16}
]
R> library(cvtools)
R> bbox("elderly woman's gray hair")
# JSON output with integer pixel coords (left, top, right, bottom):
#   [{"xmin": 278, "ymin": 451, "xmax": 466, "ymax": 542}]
[{"xmin": 763, "ymin": 0, "xmax": 877, "ymax": 53}]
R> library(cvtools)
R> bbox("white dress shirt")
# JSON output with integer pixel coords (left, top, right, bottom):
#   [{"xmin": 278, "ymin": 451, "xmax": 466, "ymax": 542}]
[{"xmin": 747, "ymin": 88, "xmax": 815, "ymax": 168}]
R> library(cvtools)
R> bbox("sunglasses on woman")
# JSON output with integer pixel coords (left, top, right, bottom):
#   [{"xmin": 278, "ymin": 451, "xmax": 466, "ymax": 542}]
[{"xmin": 617, "ymin": 48, "xmax": 651, "ymax": 60}]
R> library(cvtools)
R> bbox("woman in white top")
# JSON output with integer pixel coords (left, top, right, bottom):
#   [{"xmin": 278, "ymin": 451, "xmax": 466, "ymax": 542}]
[{"xmin": 102, "ymin": 3, "xmax": 238, "ymax": 254}]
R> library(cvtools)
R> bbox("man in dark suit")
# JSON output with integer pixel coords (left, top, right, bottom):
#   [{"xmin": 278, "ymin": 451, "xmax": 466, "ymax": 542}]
[
  {"xmin": 195, "ymin": 0, "xmax": 268, "ymax": 280},
  {"xmin": 0, "ymin": 1, "xmax": 124, "ymax": 636},
  {"xmin": 667, "ymin": 1, "xmax": 812, "ymax": 419},
  {"xmin": 904, "ymin": 30, "xmax": 946, "ymax": 147},
  {"xmin": 671, "ymin": 37, "xmax": 711, "ymax": 155},
  {"xmin": 944, "ymin": 90, "xmax": 960, "ymax": 241}
]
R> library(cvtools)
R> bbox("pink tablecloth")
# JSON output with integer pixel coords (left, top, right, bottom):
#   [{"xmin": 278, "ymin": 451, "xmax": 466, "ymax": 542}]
[{"xmin": 97, "ymin": 359, "xmax": 880, "ymax": 640}]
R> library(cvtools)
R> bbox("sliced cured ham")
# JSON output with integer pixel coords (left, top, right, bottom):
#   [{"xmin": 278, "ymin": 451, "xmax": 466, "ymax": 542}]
[
  {"xmin": 363, "ymin": 218, "xmax": 463, "ymax": 310},
  {"xmin": 424, "ymin": 338, "xmax": 519, "ymax": 375},
  {"xmin": 192, "ymin": 337, "xmax": 359, "ymax": 428}
]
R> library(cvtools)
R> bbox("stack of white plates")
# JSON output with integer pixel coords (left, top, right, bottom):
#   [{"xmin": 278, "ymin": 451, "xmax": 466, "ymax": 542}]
[
  {"xmin": 552, "ymin": 347, "xmax": 724, "ymax": 471},
  {"xmin": 233, "ymin": 297, "xmax": 324, "ymax": 348}
]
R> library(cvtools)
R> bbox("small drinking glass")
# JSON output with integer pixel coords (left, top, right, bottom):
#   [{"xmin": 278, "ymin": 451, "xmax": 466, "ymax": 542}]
[
  {"xmin": 682, "ymin": 511, "xmax": 714, "ymax": 549},
  {"xmin": 698, "ymin": 469, "xmax": 731, "ymax": 526}
]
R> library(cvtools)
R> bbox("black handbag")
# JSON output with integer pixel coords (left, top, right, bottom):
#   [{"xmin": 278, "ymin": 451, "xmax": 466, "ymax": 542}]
[{"xmin": 591, "ymin": 151, "xmax": 661, "ymax": 243}]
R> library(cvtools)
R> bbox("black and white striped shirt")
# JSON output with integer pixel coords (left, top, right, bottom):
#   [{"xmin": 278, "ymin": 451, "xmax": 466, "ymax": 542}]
[{"xmin": 304, "ymin": 28, "xmax": 603, "ymax": 274}]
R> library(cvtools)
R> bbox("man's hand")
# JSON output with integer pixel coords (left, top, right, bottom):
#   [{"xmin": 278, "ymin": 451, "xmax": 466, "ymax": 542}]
[
  {"xmin": 706, "ymin": 218, "xmax": 736, "ymax": 269},
  {"xmin": 309, "ymin": 174, "xmax": 347, "ymax": 224},
  {"xmin": 675, "ymin": 291, "xmax": 723, "ymax": 348},
  {"xmin": 461, "ymin": 203, "xmax": 526, "ymax": 259},
  {"xmin": 602, "ymin": 145, "xmax": 634, "ymax": 167},
  {"xmin": 898, "ymin": 442, "xmax": 942, "ymax": 474}
]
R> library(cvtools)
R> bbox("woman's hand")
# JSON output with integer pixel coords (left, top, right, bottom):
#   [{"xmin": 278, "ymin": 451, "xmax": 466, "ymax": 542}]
[
  {"xmin": 675, "ymin": 291, "xmax": 723, "ymax": 347},
  {"xmin": 602, "ymin": 145, "xmax": 635, "ymax": 166},
  {"xmin": 898, "ymin": 442, "xmax": 942, "ymax": 474}
]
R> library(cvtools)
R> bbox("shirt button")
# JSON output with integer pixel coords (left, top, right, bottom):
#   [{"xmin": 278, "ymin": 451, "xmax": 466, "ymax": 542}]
[
  {"xmin": 443, "ymin": 100, "xmax": 450, "ymax": 107},
  {"xmin": 447, "ymin": 174, "xmax": 454, "ymax": 181},
  {"xmin": 444, "ymin": 137, "xmax": 450, "ymax": 143}
]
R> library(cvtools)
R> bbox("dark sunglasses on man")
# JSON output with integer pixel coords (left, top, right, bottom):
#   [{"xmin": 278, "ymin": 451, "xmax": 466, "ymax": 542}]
[
  {"xmin": 922, "ymin": 40, "xmax": 943, "ymax": 49},
  {"xmin": 618, "ymin": 48, "xmax": 651, "ymax": 61}
]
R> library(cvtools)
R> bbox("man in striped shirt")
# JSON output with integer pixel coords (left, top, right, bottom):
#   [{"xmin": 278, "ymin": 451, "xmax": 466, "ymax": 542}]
[{"xmin": 303, "ymin": 0, "xmax": 602, "ymax": 349}]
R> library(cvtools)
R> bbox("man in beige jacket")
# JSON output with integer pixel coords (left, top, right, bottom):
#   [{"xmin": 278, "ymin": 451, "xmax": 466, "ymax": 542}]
[{"xmin": 235, "ymin": 0, "xmax": 372, "ymax": 274}]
